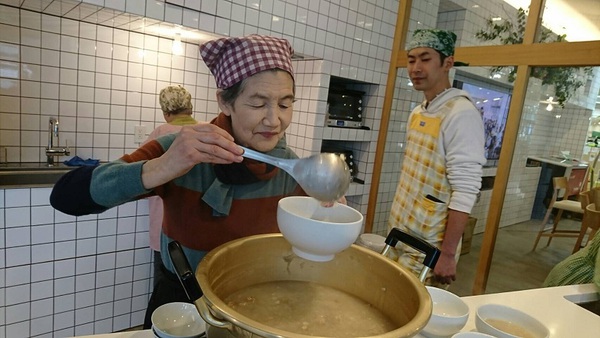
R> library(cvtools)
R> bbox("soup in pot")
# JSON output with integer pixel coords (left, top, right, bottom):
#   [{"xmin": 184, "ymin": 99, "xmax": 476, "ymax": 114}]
[{"xmin": 225, "ymin": 280, "xmax": 397, "ymax": 337}]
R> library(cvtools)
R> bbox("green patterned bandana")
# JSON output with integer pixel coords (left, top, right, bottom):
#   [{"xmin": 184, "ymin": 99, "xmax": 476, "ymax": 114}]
[
  {"xmin": 408, "ymin": 29, "xmax": 457, "ymax": 56},
  {"xmin": 407, "ymin": 29, "xmax": 469, "ymax": 66}
]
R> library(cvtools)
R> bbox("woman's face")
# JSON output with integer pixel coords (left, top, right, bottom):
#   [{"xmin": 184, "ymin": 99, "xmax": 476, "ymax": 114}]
[{"xmin": 218, "ymin": 70, "xmax": 295, "ymax": 152}]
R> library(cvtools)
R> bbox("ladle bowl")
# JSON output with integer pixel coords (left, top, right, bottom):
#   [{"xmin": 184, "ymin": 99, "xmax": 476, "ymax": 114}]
[{"xmin": 241, "ymin": 146, "xmax": 351, "ymax": 202}]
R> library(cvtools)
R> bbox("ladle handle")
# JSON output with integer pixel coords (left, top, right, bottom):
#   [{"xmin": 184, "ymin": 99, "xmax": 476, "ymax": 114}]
[
  {"xmin": 168, "ymin": 241, "xmax": 202, "ymax": 301},
  {"xmin": 381, "ymin": 228, "xmax": 441, "ymax": 282},
  {"xmin": 240, "ymin": 146, "xmax": 294, "ymax": 173}
]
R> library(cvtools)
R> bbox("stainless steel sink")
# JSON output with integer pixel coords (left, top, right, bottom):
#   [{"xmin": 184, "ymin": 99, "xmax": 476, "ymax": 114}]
[{"xmin": 0, "ymin": 162, "xmax": 77, "ymax": 188}]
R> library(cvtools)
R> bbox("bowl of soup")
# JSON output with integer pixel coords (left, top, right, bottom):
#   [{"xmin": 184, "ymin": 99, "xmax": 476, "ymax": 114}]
[
  {"xmin": 475, "ymin": 304, "xmax": 549, "ymax": 338},
  {"xmin": 422, "ymin": 286, "xmax": 469, "ymax": 337}
]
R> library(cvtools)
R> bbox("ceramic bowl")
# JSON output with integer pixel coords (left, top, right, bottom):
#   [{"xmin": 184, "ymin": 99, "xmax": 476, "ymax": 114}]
[
  {"xmin": 475, "ymin": 304, "xmax": 549, "ymax": 338},
  {"xmin": 277, "ymin": 196, "xmax": 363, "ymax": 262},
  {"xmin": 151, "ymin": 302, "xmax": 206, "ymax": 338},
  {"xmin": 421, "ymin": 286, "xmax": 469, "ymax": 337},
  {"xmin": 451, "ymin": 332, "xmax": 496, "ymax": 338}
]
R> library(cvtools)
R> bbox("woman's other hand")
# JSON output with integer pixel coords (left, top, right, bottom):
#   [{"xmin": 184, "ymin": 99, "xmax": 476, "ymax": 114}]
[{"xmin": 142, "ymin": 123, "xmax": 243, "ymax": 189}]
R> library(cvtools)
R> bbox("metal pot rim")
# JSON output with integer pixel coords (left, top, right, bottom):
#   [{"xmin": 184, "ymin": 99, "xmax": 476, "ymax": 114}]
[{"xmin": 196, "ymin": 233, "xmax": 432, "ymax": 338}]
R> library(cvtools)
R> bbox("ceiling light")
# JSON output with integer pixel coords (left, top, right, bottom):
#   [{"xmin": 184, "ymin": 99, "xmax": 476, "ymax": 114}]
[
  {"xmin": 172, "ymin": 33, "xmax": 183, "ymax": 55},
  {"xmin": 540, "ymin": 96, "xmax": 558, "ymax": 111}
]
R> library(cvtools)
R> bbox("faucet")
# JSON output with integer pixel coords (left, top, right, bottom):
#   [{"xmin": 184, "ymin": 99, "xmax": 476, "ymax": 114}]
[{"xmin": 46, "ymin": 117, "xmax": 70, "ymax": 166}]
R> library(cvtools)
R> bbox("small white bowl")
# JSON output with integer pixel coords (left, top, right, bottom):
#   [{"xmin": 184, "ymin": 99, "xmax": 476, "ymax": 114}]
[
  {"xmin": 475, "ymin": 304, "xmax": 549, "ymax": 338},
  {"xmin": 277, "ymin": 196, "xmax": 363, "ymax": 262},
  {"xmin": 452, "ymin": 332, "xmax": 496, "ymax": 338},
  {"xmin": 422, "ymin": 286, "xmax": 469, "ymax": 337},
  {"xmin": 151, "ymin": 302, "xmax": 206, "ymax": 338}
]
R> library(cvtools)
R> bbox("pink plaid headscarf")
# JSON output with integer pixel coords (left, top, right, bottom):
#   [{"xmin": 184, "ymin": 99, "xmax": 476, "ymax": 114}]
[{"xmin": 200, "ymin": 34, "xmax": 294, "ymax": 89}]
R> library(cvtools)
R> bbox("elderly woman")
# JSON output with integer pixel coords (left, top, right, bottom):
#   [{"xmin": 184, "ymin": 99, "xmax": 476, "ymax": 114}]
[
  {"xmin": 143, "ymin": 85, "xmax": 198, "ymax": 288},
  {"xmin": 50, "ymin": 35, "xmax": 304, "ymax": 328}
]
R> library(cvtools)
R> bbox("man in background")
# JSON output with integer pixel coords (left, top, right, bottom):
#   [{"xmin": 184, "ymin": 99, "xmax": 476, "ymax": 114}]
[{"xmin": 388, "ymin": 29, "xmax": 486, "ymax": 285}]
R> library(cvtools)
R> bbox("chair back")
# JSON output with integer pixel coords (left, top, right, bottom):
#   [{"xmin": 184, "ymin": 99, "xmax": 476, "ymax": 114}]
[
  {"xmin": 579, "ymin": 188, "xmax": 600, "ymax": 211},
  {"xmin": 593, "ymin": 187, "xmax": 600, "ymax": 209},
  {"xmin": 585, "ymin": 204, "xmax": 600, "ymax": 237},
  {"xmin": 580, "ymin": 190, "xmax": 591, "ymax": 210},
  {"xmin": 552, "ymin": 176, "xmax": 571, "ymax": 199}
]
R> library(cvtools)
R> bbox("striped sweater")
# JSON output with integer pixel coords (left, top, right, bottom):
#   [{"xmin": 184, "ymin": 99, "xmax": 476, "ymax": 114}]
[{"xmin": 51, "ymin": 133, "xmax": 303, "ymax": 265}]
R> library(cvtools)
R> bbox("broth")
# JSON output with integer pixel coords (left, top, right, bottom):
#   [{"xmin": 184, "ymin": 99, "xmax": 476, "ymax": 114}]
[
  {"xmin": 224, "ymin": 280, "xmax": 396, "ymax": 337},
  {"xmin": 485, "ymin": 318, "xmax": 537, "ymax": 338}
]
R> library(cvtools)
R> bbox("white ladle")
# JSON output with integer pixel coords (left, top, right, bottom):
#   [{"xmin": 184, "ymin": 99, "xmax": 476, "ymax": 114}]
[{"xmin": 241, "ymin": 146, "xmax": 351, "ymax": 202}]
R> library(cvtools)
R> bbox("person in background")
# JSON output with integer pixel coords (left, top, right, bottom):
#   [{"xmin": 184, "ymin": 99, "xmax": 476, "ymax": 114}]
[
  {"xmin": 543, "ymin": 233, "xmax": 600, "ymax": 288},
  {"xmin": 387, "ymin": 29, "xmax": 486, "ymax": 285},
  {"xmin": 142, "ymin": 85, "xmax": 198, "ymax": 287},
  {"xmin": 50, "ymin": 34, "xmax": 305, "ymax": 328}
]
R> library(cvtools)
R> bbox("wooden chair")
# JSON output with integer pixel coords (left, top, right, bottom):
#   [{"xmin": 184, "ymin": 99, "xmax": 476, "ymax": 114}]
[
  {"xmin": 573, "ymin": 188, "xmax": 600, "ymax": 253},
  {"xmin": 532, "ymin": 176, "xmax": 584, "ymax": 251}
]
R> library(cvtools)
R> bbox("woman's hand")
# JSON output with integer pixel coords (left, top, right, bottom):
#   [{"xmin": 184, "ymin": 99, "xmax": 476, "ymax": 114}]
[{"xmin": 142, "ymin": 123, "xmax": 243, "ymax": 189}]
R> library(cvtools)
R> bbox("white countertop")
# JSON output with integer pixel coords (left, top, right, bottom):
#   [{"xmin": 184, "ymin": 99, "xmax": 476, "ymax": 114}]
[
  {"xmin": 416, "ymin": 283, "xmax": 600, "ymax": 337},
  {"xmin": 75, "ymin": 284, "xmax": 600, "ymax": 338}
]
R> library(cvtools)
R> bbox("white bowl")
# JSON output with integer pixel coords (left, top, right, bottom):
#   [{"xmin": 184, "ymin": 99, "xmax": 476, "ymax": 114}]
[
  {"xmin": 277, "ymin": 196, "xmax": 363, "ymax": 262},
  {"xmin": 475, "ymin": 304, "xmax": 549, "ymax": 338},
  {"xmin": 422, "ymin": 286, "xmax": 469, "ymax": 337},
  {"xmin": 151, "ymin": 302, "xmax": 206, "ymax": 338},
  {"xmin": 452, "ymin": 332, "xmax": 496, "ymax": 338}
]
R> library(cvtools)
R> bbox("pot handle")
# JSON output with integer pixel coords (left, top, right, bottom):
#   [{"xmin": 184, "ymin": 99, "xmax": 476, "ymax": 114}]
[
  {"xmin": 381, "ymin": 228, "xmax": 441, "ymax": 282},
  {"xmin": 168, "ymin": 241, "xmax": 232, "ymax": 330},
  {"xmin": 193, "ymin": 297, "xmax": 233, "ymax": 331}
]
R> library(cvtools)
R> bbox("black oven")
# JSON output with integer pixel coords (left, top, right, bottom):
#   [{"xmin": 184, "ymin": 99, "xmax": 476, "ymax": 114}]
[{"xmin": 326, "ymin": 89, "xmax": 364, "ymax": 128}]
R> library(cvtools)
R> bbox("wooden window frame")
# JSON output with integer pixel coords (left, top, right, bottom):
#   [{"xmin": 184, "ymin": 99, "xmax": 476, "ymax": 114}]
[{"xmin": 368, "ymin": 0, "xmax": 600, "ymax": 294}]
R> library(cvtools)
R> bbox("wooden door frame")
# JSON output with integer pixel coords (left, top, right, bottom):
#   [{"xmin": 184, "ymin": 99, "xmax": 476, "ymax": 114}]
[{"xmin": 367, "ymin": 0, "xmax": 600, "ymax": 294}]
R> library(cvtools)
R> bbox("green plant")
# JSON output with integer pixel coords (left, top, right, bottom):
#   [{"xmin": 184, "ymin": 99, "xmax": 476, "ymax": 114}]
[{"xmin": 475, "ymin": 8, "xmax": 591, "ymax": 107}]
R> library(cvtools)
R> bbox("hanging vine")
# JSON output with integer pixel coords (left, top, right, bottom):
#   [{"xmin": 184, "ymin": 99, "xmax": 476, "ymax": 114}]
[{"xmin": 475, "ymin": 8, "xmax": 591, "ymax": 107}]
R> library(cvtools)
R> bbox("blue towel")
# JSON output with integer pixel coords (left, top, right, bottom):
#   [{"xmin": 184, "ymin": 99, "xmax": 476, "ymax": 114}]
[{"xmin": 63, "ymin": 156, "xmax": 100, "ymax": 167}]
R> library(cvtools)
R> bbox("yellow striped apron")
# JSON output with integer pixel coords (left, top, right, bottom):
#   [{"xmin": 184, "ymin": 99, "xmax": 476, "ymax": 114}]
[{"xmin": 388, "ymin": 98, "xmax": 462, "ymax": 278}]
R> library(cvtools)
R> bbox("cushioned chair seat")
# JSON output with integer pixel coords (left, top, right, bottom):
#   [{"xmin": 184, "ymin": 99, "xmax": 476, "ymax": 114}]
[
  {"xmin": 533, "ymin": 176, "xmax": 585, "ymax": 251},
  {"xmin": 554, "ymin": 200, "xmax": 585, "ymax": 213}
]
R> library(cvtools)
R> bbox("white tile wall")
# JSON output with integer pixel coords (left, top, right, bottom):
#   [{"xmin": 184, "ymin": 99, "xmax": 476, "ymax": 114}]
[{"xmin": 0, "ymin": 185, "xmax": 151, "ymax": 337}]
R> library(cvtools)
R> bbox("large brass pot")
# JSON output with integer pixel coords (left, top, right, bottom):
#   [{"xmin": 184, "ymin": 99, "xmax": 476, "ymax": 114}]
[{"xmin": 194, "ymin": 233, "xmax": 432, "ymax": 338}]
